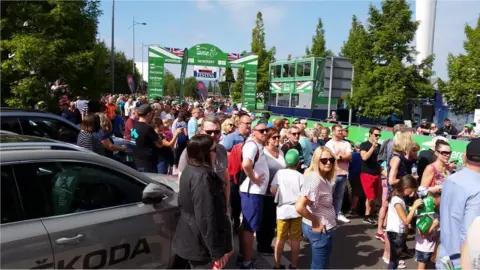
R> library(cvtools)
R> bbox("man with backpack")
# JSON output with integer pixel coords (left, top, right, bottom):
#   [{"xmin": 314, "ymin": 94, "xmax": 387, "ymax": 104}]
[
  {"xmin": 223, "ymin": 113, "xmax": 252, "ymax": 230},
  {"xmin": 237, "ymin": 118, "xmax": 269, "ymax": 269}
]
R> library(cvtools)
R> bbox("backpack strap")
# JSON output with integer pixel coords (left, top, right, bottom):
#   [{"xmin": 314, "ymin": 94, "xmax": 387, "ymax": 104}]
[{"xmin": 242, "ymin": 139, "xmax": 260, "ymax": 194}]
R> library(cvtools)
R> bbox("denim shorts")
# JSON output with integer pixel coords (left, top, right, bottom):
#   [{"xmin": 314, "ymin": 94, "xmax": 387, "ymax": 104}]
[
  {"xmin": 415, "ymin": 250, "xmax": 433, "ymax": 263},
  {"xmin": 240, "ymin": 192, "xmax": 264, "ymax": 232}
]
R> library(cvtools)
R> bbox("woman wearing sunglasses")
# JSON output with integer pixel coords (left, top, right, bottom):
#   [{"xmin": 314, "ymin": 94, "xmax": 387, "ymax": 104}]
[
  {"xmin": 295, "ymin": 146, "xmax": 337, "ymax": 269},
  {"xmin": 419, "ymin": 140, "xmax": 451, "ymax": 195}
]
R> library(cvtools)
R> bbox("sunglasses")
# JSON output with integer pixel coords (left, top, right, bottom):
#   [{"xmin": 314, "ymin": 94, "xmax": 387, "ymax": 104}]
[
  {"xmin": 271, "ymin": 135, "xmax": 280, "ymax": 139},
  {"xmin": 290, "ymin": 132, "xmax": 300, "ymax": 136},
  {"xmin": 438, "ymin": 150, "xmax": 452, "ymax": 156},
  {"xmin": 319, "ymin": 158, "xmax": 336, "ymax": 165},
  {"xmin": 254, "ymin": 128, "xmax": 268, "ymax": 134},
  {"xmin": 205, "ymin": 130, "xmax": 221, "ymax": 135},
  {"xmin": 374, "ymin": 134, "xmax": 381, "ymax": 137}
]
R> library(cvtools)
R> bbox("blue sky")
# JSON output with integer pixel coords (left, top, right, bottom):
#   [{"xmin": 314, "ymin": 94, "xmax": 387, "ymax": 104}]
[{"xmin": 97, "ymin": 0, "xmax": 480, "ymax": 80}]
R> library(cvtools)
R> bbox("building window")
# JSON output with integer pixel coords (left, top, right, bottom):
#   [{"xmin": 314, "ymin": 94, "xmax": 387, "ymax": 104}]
[
  {"xmin": 291, "ymin": 94, "xmax": 300, "ymax": 107},
  {"xmin": 277, "ymin": 94, "xmax": 290, "ymax": 107},
  {"xmin": 288, "ymin": 63, "xmax": 295, "ymax": 77},
  {"xmin": 296, "ymin": 61, "xmax": 311, "ymax": 77},
  {"xmin": 282, "ymin": 64, "xmax": 290, "ymax": 78},
  {"xmin": 274, "ymin": 65, "xmax": 282, "ymax": 78}
]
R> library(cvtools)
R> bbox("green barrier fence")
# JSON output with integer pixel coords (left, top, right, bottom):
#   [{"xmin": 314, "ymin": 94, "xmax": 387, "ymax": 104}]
[{"xmin": 272, "ymin": 116, "xmax": 468, "ymax": 164}]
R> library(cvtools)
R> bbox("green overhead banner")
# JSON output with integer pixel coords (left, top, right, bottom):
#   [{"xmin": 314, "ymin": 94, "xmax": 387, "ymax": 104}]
[{"xmin": 147, "ymin": 43, "xmax": 259, "ymax": 103}]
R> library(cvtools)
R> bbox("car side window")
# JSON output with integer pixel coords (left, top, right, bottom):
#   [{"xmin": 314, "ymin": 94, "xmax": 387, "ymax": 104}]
[
  {"xmin": 19, "ymin": 117, "xmax": 78, "ymax": 144},
  {"xmin": 1, "ymin": 117, "xmax": 22, "ymax": 135},
  {"xmin": 1, "ymin": 166, "xmax": 25, "ymax": 224},
  {"xmin": 13, "ymin": 162, "xmax": 145, "ymax": 219}
]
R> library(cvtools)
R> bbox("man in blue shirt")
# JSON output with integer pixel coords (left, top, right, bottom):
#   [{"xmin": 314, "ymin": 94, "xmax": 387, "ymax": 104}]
[
  {"xmin": 221, "ymin": 114, "xmax": 251, "ymax": 152},
  {"xmin": 187, "ymin": 108, "xmax": 200, "ymax": 138},
  {"xmin": 436, "ymin": 138, "xmax": 480, "ymax": 269}
]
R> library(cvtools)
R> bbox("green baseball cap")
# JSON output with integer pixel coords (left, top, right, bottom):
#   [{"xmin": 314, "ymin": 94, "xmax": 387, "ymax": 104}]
[
  {"xmin": 251, "ymin": 118, "xmax": 267, "ymax": 129},
  {"xmin": 285, "ymin": 149, "xmax": 300, "ymax": 167}
]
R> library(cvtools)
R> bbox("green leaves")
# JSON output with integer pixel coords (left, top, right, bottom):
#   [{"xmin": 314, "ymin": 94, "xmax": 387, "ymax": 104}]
[
  {"xmin": 342, "ymin": 0, "xmax": 434, "ymax": 119},
  {"xmin": 311, "ymin": 18, "xmax": 327, "ymax": 57},
  {"xmin": 440, "ymin": 16, "xmax": 480, "ymax": 114}
]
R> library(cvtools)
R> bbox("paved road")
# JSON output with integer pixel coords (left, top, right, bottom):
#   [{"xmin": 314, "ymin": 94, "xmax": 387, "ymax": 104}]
[{"xmin": 225, "ymin": 216, "xmax": 417, "ymax": 269}]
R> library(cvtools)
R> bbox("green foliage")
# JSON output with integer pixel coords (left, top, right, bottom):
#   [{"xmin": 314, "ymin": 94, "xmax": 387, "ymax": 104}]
[
  {"xmin": 1, "ymin": 0, "xmax": 105, "ymax": 108},
  {"xmin": 0, "ymin": 0, "xmax": 141, "ymax": 108},
  {"xmin": 341, "ymin": 1, "xmax": 434, "ymax": 119},
  {"xmin": 311, "ymin": 18, "xmax": 327, "ymax": 57},
  {"xmin": 162, "ymin": 72, "xmax": 197, "ymax": 98},
  {"xmin": 184, "ymin": 77, "xmax": 198, "ymax": 98},
  {"xmin": 439, "ymin": 16, "xmax": 480, "ymax": 114},
  {"xmin": 304, "ymin": 46, "xmax": 311, "ymax": 58},
  {"xmin": 224, "ymin": 67, "xmax": 235, "ymax": 83},
  {"xmin": 250, "ymin": 11, "xmax": 275, "ymax": 101},
  {"xmin": 110, "ymin": 50, "xmax": 142, "ymax": 95},
  {"xmin": 207, "ymin": 81, "xmax": 213, "ymax": 93}
]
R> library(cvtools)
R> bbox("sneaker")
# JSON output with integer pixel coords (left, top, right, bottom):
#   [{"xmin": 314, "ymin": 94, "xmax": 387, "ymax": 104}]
[
  {"xmin": 289, "ymin": 264, "xmax": 298, "ymax": 269},
  {"xmin": 236, "ymin": 256, "xmax": 243, "ymax": 267},
  {"xmin": 363, "ymin": 216, "xmax": 377, "ymax": 225},
  {"xmin": 375, "ymin": 232, "xmax": 385, "ymax": 242},
  {"xmin": 241, "ymin": 261, "xmax": 257, "ymax": 269},
  {"xmin": 273, "ymin": 265, "xmax": 286, "ymax": 269},
  {"xmin": 257, "ymin": 246, "xmax": 274, "ymax": 255},
  {"xmin": 347, "ymin": 209, "xmax": 358, "ymax": 217},
  {"xmin": 337, "ymin": 214, "xmax": 351, "ymax": 223}
]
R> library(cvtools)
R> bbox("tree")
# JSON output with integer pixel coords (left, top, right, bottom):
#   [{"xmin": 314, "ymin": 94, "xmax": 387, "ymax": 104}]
[
  {"xmin": 341, "ymin": 1, "xmax": 434, "ymax": 119},
  {"xmin": 207, "ymin": 81, "xmax": 213, "ymax": 93},
  {"xmin": 310, "ymin": 18, "xmax": 327, "ymax": 57},
  {"xmin": 163, "ymin": 72, "xmax": 178, "ymax": 96},
  {"xmin": 287, "ymin": 54, "xmax": 292, "ymax": 61},
  {"xmin": 439, "ymin": 15, "xmax": 480, "ymax": 114},
  {"xmin": 304, "ymin": 46, "xmax": 311, "ymax": 58},
  {"xmin": 1, "ymin": 1, "xmax": 105, "ymax": 108},
  {"xmin": 183, "ymin": 77, "xmax": 198, "ymax": 98},
  {"xmin": 108, "ymin": 50, "xmax": 141, "ymax": 95},
  {"xmin": 250, "ymin": 11, "xmax": 274, "ymax": 101}
]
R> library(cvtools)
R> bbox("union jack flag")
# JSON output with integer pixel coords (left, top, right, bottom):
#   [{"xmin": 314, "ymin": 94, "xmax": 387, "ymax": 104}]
[
  {"xmin": 228, "ymin": 52, "xmax": 243, "ymax": 61},
  {"xmin": 164, "ymin": 47, "xmax": 184, "ymax": 57}
]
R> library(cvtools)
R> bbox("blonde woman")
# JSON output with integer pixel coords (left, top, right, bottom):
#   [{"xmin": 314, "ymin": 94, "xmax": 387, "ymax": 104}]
[
  {"xmin": 96, "ymin": 113, "xmax": 127, "ymax": 159},
  {"xmin": 382, "ymin": 130, "xmax": 413, "ymax": 266},
  {"xmin": 220, "ymin": 118, "xmax": 235, "ymax": 144},
  {"xmin": 295, "ymin": 146, "xmax": 337, "ymax": 269}
]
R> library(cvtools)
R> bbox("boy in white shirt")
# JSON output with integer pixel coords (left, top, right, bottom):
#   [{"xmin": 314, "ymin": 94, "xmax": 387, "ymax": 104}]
[{"xmin": 270, "ymin": 149, "xmax": 304, "ymax": 269}]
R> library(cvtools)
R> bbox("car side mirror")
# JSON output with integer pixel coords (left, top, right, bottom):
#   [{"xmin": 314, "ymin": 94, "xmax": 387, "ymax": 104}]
[{"xmin": 142, "ymin": 183, "xmax": 167, "ymax": 204}]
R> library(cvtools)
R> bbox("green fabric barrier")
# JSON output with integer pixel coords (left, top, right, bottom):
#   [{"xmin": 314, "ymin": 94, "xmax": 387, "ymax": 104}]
[{"xmin": 271, "ymin": 116, "xmax": 468, "ymax": 165}]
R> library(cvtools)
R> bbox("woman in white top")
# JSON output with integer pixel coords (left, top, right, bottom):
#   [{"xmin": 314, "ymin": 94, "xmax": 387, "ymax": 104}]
[
  {"xmin": 256, "ymin": 128, "xmax": 286, "ymax": 255},
  {"xmin": 295, "ymin": 146, "xmax": 337, "ymax": 269}
]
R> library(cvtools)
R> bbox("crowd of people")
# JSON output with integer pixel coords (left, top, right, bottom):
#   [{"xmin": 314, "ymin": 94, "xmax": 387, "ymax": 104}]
[
  {"xmin": 416, "ymin": 117, "xmax": 480, "ymax": 141},
  {"xmin": 38, "ymin": 93, "xmax": 479, "ymax": 270}
]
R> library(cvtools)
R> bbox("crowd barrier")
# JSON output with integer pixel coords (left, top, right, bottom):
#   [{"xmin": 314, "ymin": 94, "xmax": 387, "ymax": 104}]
[{"xmin": 271, "ymin": 115, "xmax": 468, "ymax": 165}]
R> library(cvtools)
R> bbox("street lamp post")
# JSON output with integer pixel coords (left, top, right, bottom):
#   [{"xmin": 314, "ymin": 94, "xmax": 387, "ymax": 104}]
[
  {"xmin": 129, "ymin": 16, "xmax": 146, "ymax": 76},
  {"xmin": 110, "ymin": 0, "xmax": 115, "ymax": 94}
]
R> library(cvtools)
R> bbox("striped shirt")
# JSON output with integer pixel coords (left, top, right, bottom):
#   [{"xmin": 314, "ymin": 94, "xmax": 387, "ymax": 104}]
[
  {"xmin": 301, "ymin": 173, "xmax": 337, "ymax": 230},
  {"xmin": 77, "ymin": 130, "xmax": 105, "ymax": 156}
]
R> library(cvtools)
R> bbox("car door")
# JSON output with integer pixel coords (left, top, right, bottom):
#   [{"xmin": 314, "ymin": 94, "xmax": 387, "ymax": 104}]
[
  {"xmin": 12, "ymin": 161, "xmax": 176, "ymax": 269},
  {"xmin": 19, "ymin": 116, "xmax": 79, "ymax": 144},
  {"xmin": 0, "ymin": 165, "xmax": 54, "ymax": 269}
]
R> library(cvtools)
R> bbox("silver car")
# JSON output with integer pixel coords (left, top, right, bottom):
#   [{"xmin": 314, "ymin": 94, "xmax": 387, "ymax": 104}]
[
  {"xmin": 1, "ymin": 136, "xmax": 180, "ymax": 269},
  {"xmin": 0, "ymin": 107, "xmax": 132, "ymax": 146}
]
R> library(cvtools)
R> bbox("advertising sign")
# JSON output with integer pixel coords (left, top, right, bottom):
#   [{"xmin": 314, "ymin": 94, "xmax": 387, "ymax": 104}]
[
  {"xmin": 193, "ymin": 66, "xmax": 219, "ymax": 80},
  {"xmin": 148, "ymin": 57, "xmax": 164, "ymax": 100},
  {"xmin": 243, "ymin": 65, "xmax": 257, "ymax": 110}
]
